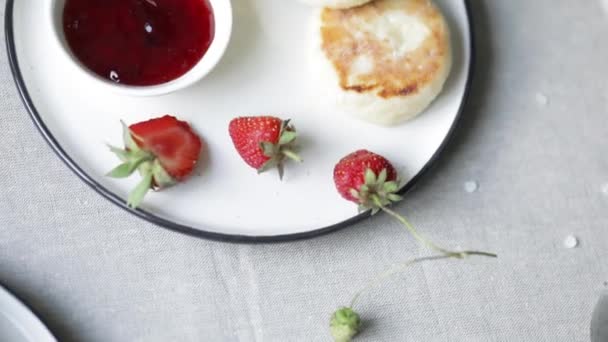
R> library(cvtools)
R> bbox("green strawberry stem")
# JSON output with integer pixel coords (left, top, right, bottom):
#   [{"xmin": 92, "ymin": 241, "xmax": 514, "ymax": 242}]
[
  {"xmin": 370, "ymin": 194, "xmax": 497, "ymax": 259},
  {"xmin": 331, "ymin": 251, "xmax": 499, "ymax": 341},
  {"xmin": 127, "ymin": 171, "xmax": 153, "ymax": 208},
  {"xmin": 349, "ymin": 254, "xmax": 449, "ymax": 308}
]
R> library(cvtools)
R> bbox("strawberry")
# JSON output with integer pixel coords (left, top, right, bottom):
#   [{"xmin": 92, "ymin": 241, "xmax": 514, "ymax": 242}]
[
  {"xmin": 229, "ymin": 116, "xmax": 302, "ymax": 178},
  {"xmin": 334, "ymin": 149, "xmax": 400, "ymax": 210},
  {"xmin": 334, "ymin": 150, "xmax": 496, "ymax": 259},
  {"xmin": 107, "ymin": 115, "xmax": 202, "ymax": 208}
]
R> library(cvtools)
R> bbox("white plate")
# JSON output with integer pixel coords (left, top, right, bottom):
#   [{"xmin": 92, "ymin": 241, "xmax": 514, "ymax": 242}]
[
  {"xmin": 6, "ymin": 0, "xmax": 473, "ymax": 241},
  {"xmin": 0, "ymin": 285, "xmax": 56, "ymax": 342}
]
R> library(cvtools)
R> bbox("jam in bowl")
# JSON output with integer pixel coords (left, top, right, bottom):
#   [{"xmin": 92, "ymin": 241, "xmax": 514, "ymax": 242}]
[{"xmin": 49, "ymin": 0, "xmax": 233, "ymax": 96}]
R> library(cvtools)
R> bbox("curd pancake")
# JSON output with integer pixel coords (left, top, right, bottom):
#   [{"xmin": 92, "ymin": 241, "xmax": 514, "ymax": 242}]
[{"xmin": 311, "ymin": 0, "xmax": 452, "ymax": 126}]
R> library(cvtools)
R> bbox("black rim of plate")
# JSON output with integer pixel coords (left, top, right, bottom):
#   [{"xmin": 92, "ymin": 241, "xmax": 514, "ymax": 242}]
[{"xmin": 4, "ymin": 0, "xmax": 475, "ymax": 243}]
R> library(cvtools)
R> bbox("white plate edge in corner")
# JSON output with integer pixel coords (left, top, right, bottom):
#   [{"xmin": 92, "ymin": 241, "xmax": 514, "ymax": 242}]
[{"xmin": 0, "ymin": 286, "xmax": 56, "ymax": 342}]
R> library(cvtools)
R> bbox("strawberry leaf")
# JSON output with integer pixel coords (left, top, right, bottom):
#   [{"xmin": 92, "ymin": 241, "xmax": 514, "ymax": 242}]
[
  {"xmin": 377, "ymin": 169, "xmax": 388, "ymax": 185},
  {"xmin": 260, "ymin": 142, "xmax": 277, "ymax": 158},
  {"xmin": 106, "ymin": 162, "xmax": 134, "ymax": 178},
  {"xmin": 282, "ymin": 149, "xmax": 303, "ymax": 163},
  {"xmin": 383, "ymin": 181, "xmax": 399, "ymax": 193},
  {"xmin": 108, "ymin": 145, "xmax": 129, "ymax": 162},
  {"xmin": 388, "ymin": 194, "xmax": 404, "ymax": 202},
  {"xmin": 258, "ymin": 157, "xmax": 279, "ymax": 174},
  {"xmin": 279, "ymin": 131, "xmax": 297, "ymax": 145},
  {"xmin": 151, "ymin": 159, "xmax": 177, "ymax": 189},
  {"xmin": 127, "ymin": 172, "xmax": 153, "ymax": 208},
  {"xmin": 107, "ymin": 150, "xmax": 154, "ymax": 179},
  {"xmin": 364, "ymin": 169, "xmax": 377, "ymax": 185}
]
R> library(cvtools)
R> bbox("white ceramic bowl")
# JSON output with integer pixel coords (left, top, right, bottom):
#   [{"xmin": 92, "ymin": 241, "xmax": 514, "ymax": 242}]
[{"xmin": 48, "ymin": 0, "xmax": 233, "ymax": 97}]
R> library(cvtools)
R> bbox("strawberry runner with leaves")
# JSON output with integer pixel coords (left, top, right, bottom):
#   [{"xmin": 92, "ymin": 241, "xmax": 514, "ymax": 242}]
[{"xmin": 330, "ymin": 150, "xmax": 496, "ymax": 341}]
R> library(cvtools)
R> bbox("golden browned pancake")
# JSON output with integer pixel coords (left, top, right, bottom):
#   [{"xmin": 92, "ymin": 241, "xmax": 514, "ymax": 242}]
[{"xmin": 311, "ymin": 0, "xmax": 452, "ymax": 125}]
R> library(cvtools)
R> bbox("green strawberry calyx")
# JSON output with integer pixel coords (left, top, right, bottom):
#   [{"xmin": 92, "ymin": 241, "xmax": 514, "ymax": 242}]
[
  {"xmin": 349, "ymin": 168, "xmax": 403, "ymax": 215},
  {"xmin": 106, "ymin": 121, "xmax": 176, "ymax": 209},
  {"xmin": 258, "ymin": 119, "xmax": 302, "ymax": 179}
]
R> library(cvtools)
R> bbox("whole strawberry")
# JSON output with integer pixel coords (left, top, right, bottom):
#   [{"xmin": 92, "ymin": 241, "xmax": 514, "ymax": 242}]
[
  {"xmin": 107, "ymin": 115, "xmax": 202, "ymax": 208},
  {"xmin": 229, "ymin": 116, "xmax": 301, "ymax": 178},
  {"xmin": 334, "ymin": 149, "xmax": 401, "ymax": 213},
  {"xmin": 333, "ymin": 149, "xmax": 496, "ymax": 258}
]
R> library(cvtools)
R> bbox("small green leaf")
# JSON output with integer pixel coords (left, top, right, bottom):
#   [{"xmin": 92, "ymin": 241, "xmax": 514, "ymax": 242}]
[
  {"xmin": 260, "ymin": 142, "xmax": 277, "ymax": 157},
  {"xmin": 107, "ymin": 151, "xmax": 153, "ymax": 179},
  {"xmin": 383, "ymin": 181, "xmax": 399, "ymax": 193},
  {"xmin": 371, "ymin": 207, "xmax": 381, "ymax": 215},
  {"xmin": 377, "ymin": 169, "xmax": 387, "ymax": 185},
  {"xmin": 388, "ymin": 194, "xmax": 404, "ymax": 202},
  {"xmin": 364, "ymin": 169, "xmax": 376, "ymax": 185},
  {"xmin": 257, "ymin": 157, "xmax": 279, "ymax": 174},
  {"xmin": 279, "ymin": 131, "xmax": 297, "ymax": 145},
  {"xmin": 349, "ymin": 189, "xmax": 360, "ymax": 199},
  {"xmin": 360, "ymin": 184, "xmax": 369, "ymax": 193},
  {"xmin": 127, "ymin": 172, "xmax": 153, "ymax": 208},
  {"xmin": 108, "ymin": 145, "xmax": 129, "ymax": 162},
  {"xmin": 151, "ymin": 159, "xmax": 176, "ymax": 189},
  {"xmin": 282, "ymin": 149, "xmax": 302, "ymax": 163},
  {"xmin": 106, "ymin": 162, "xmax": 135, "ymax": 178}
]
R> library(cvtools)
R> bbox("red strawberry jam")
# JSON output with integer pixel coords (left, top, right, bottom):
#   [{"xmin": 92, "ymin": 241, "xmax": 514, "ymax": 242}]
[{"xmin": 63, "ymin": 0, "xmax": 215, "ymax": 86}]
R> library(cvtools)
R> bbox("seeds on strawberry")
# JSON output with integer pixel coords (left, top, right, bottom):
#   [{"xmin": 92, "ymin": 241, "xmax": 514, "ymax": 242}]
[
  {"xmin": 229, "ymin": 116, "xmax": 302, "ymax": 179},
  {"xmin": 107, "ymin": 115, "xmax": 202, "ymax": 208}
]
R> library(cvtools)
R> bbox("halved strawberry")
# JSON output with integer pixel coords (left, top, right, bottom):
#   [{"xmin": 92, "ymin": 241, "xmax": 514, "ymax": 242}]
[
  {"xmin": 334, "ymin": 150, "xmax": 496, "ymax": 259},
  {"xmin": 228, "ymin": 116, "xmax": 301, "ymax": 178},
  {"xmin": 107, "ymin": 115, "xmax": 202, "ymax": 208}
]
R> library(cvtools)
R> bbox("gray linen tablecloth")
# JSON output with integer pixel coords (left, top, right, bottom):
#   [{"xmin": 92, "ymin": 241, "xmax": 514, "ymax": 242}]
[{"xmin": 1, "ymin": 1, "xmax": 607, "ymax": 341}]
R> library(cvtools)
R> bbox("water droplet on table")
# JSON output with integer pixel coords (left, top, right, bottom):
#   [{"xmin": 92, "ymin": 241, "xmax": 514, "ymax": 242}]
[
  {"xmin": 536, "ymin": 92, "xmax": 549, "ymax": 106},
  {"xmin": 601, "ymin": 183, "xmax": 608, "ymax": 195},
  {"xmin": 563, "ymin": 235, "xmax": 579, "ymax": 249},
  {"xmin": 464, "ymin": 181, "xmax": 478, "ymax": 193}
]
